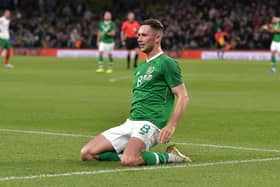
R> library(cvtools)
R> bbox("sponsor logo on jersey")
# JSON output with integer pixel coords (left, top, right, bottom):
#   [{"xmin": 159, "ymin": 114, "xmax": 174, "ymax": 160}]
[
  {"xmin": 143, "ymin": 66, "xmax": 154, "ymax": 80},
  {"xmin": 143, "ymin": 74, "xmax": 152, "ymax": 80},
  {"xmin": 146, "ymin": 66, "xmax": 155, "ymax": 75}
]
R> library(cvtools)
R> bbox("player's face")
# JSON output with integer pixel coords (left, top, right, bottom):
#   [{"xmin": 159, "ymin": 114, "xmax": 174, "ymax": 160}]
[
  {"xmin": 128, "ymin": 12, "xmax": 134, "ymax": 21},
  {"xmin": 272, "ymin": 17, "xmax": 278, "ymax": 23},
  {"xmin": 104, "ymin": 12, "xmax": 111, "ymax": 21},
  {"xmin": 137, "ymin": 25, "xmax": 161, "ymax": 53},
  {"xmin": 4, "ymin": 10, "xmax": 11, "ymax": 19}
]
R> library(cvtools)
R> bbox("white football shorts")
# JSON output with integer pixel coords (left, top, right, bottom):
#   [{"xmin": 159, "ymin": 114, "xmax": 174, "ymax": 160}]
[
  {"xmin": 270, "ymin": 41, "xmax": 280, "ymax": 53},
  {"xmin": 102, "ymin": 119, "xmax": 160, "ymax": 153},
  {"xmin": 98, "ymin": 42, "xmax": 114, "ymax": 53}
]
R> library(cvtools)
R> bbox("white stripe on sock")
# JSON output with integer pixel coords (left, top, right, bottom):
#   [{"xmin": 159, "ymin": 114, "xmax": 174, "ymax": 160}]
[{"xmin": 153, "ymin": 153, "xmax": 160, "ymax": 165}]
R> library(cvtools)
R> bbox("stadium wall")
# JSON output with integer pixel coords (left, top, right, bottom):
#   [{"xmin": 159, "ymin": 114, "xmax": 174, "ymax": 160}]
[{"xmin": 13, "ymin": 48, "xmax": 280, "ymax": 60}]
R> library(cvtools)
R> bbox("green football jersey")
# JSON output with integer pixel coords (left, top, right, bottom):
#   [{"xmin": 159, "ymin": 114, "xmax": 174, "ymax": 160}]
[
  {"xmin": 272, "ymin": 21, "xmax": 280, "ymax": 42},
  {"xmin": 129, "ymin": 52, "xmax": 184, "ymax": 129},
  {"xmin": 98, "ymin": 21, "xmax": 116, "ymax": 43}
]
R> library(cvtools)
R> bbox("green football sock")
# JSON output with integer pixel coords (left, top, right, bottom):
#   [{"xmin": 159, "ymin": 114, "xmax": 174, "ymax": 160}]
[
  {"xmin": 109, "ymin": 56, "xmax": 113, "ymax": 69},
  {"xmin": 98, "ymin": 56, "xmax": 104, "ymax": 68},
  {"xmin": 141, "ymin": 151, "xmax": 169, "ymax": 165},
  {"xmin": 271, "ymin": 56, "xmax": 276, "ymax": 68},
  {"xmin": 98, "ymin": 152, "xmax": 120, "ymax": 161}
]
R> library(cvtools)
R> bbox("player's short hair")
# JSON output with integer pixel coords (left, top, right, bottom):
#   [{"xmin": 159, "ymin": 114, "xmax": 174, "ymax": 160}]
[
  {"xmin": 104, "ymin": 10, "xmax": 111, "ymax": 14},
  {"xmin": 128, "ymin": 11, "xmax": 134, "ymax": 15},
  {"xmin": 141, "ymin": 19, "xmax": 164, "ymax": 32}
]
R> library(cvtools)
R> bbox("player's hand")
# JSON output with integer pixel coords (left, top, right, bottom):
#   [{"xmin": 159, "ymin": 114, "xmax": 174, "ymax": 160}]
[
  {"xmin": 96, "ymin": 41, "xmax": 100, "ymax": 47},
  {"xmin": 158, "ymin": 125, "xmax": 176, "ymax": 144},
  {"xmin": 261, "ymin": 25, "xmax": 269, "ymax": 30},
  {"xmin": 121, "ymin": 40, "xmax": 125, "ymax": 46}
]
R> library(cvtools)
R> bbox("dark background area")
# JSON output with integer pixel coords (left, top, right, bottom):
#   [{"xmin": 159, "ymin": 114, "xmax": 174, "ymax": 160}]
[{"xmin": 0, "ymin": 0, "xmax": 278, "ymax": 50}]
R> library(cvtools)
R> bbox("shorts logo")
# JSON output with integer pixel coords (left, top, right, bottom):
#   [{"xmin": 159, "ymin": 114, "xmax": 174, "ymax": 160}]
[{"xmin": 138, "ymin": 124, "xmax": 151, "ymax": 135}]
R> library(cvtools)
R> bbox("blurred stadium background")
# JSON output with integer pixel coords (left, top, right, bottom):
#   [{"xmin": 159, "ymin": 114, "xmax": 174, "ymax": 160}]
[
  {"xmin": 0, "ymin": 1, "xmax": 280, "ymax": 187},
  {"xmin": 0, "ymin": 0, "xmax": 278, "ymax": 50}
]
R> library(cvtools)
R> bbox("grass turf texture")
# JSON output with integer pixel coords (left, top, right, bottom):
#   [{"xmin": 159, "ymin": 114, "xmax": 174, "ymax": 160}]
[{"xmin": 0, "ymin": 56, "xmax": 279, "ymax": 186}]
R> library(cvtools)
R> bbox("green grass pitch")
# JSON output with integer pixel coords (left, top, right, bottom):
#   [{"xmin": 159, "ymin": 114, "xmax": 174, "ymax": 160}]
[{"xmin": 0, "ymin": 56, "xmax": 280, "ymax": 187}]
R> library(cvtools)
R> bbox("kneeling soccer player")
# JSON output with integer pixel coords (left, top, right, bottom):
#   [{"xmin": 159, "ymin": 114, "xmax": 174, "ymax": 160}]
[{"xmin": 81, "ymin": 19, "xmax": 191, "ymax": 166}]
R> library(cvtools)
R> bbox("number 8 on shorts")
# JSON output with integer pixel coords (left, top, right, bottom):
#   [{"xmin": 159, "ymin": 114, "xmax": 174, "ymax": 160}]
[{"xmin": 138, "ymin": 124, "xmax": 151, "ymax": 135}]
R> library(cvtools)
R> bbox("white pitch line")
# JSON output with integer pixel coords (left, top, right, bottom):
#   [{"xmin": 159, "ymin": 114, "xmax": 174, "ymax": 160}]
[
  {"xmin": 0, "ymin": 128, "xmax": 92, "ymax": 138},
  {"xmin": 173, "ymin": 142, "xmax": 280, "ymax": 153},
  {"xmin": 1, "ymin": 128, "xmax": 280, "ymax": 153},
  {"xmin": 0, "ymin": 157, "xmax": 280, "ymax": 182}
]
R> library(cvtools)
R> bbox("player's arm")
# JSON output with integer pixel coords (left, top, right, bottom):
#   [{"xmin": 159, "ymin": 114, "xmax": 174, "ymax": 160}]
[
  {"xmin": 121, "ymin": 31, "xmax": 126, "ymax": 46},
  {"xmin": 107, "ymin": 23, "xmax": 116, "ymax": 36},
  {"xmin": 96, "ymin": 30, "xmax": 102, "ymax": 47},
  {"xmin": 261, "ymin": 24, "xmax": 280, "ymax": 33},
  {"xmin": 121, "ymin": 23, "xmax": 126, "ymax": 46},
  {"xmin": 266, "ymin": 26, "xmax": 280, "ymax": 33},
  {"xmin": 159, "ymin": 83, "xmax": 189, "ymax": 144},
  {"xmin": 272, "ymin": 28, "xmax": 280, "ymax": 33},
  {"xmin": 107, "ymin": 30, "xmax": 116, "ymax": 36}
]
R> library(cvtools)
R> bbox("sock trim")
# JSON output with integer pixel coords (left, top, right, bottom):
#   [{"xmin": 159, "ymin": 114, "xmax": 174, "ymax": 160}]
[{"xmin": 153, "ymin": 153, "xmax": 160, "ymax": 165}]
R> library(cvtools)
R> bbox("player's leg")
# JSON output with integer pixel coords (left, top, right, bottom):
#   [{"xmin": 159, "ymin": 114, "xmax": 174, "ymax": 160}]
[
  {"xmin": 121, "ymin": 137, "xmax": 146, "ymax": 166},
  {"xmin": 121, "ymin": 122, "xmax": 191, "ymax": 166},
  {"xmin": 5, "ymin": 48, "xmax": 11, "ymax": 64},
  {"xmin": 121, "ymin": 138, "xmax": 190, "ymax": 166},
  {"xmin": 269, "ymin": 41, "xmax": 277, "ymax": 73},
  {"xmin": 133, "ymin": 48, "xmax": 139, "ymax": 68},
  {"xmin": 271, "ymin": 50, "xmax": 277, "ymax": 73},
  {"xmin": 125, "ymin": 39, "xmax": 131, "ymax": 69},
  {"xmin": 80, "ymin": 134, "xmax": 116, "ymax": 161},
  {"xmin": 96, "ymin": 42, "xmax": 104, "ymax": 72},
  {"xmin": 216, "ymin": 43, "xmax": 222, "ymax": 60},
  {"xmin": 121, "ymin": 138, "xmax": 181, "ymax": 166},
  {"xmin": 220, "ymin": 48, "xmax": 225, "ymax": 60},
  {"xmin": 81, "ymin": 120, "xmax": 133, "ymax": 162},
  {"xmin": 133, "ymin": 39, "xmax": 139, "ymax": 68},
  {"xmin": 3, "ymin": 49, "xmax": 13, "ymax": 69},
  {"xmin": 1, "ymin": 39, "xmax": 13, "ymax": 68},
  {"xmin": 121, "ymin": 122, "xmax": 168, "ymax": 166},
  {"xmin": 106, "ymin": 43, "xmax": 114, "ymax": 73},
  {"xmin": 127, "ymin": 49, "xmax": 131, "ymax": 69}
]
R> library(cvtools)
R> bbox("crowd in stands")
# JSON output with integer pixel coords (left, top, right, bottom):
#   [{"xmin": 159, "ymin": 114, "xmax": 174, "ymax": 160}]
[{"xmin": 1, "ymin": 0, "xmax": 280, "ymax": 50}]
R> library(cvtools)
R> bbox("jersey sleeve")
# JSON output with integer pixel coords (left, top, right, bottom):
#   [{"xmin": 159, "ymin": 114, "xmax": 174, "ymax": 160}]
[
  {"xmin": 110, "ymin": 22, "xmax": 116, "ymax": 31},
  {"xmin": 162, "ymin": 58, "xmax": 184, "ymax": 88},
  {"xmin": 98, "ymin": 22, "xmax": 102, "ymax": 31}
]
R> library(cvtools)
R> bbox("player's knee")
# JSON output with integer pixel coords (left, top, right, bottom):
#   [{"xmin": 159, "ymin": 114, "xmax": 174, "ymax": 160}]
[
  {"xmin": 80, "ymin": 147, "xmax": 93, "ymax": 161},
  {"xmin": 121, "ymin": 158, "xmax": 133, "ymax": 166},
  {"xmin": 80, "ymin": 148, "xmax": 88, "ymax": 161},
  {"xmin": 121, "ymin": 156, "xmax": 140, "ymax": 166}
]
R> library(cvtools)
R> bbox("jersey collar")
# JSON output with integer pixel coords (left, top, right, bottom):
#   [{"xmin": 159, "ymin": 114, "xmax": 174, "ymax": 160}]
[{"xmin": 146, "ymin": 51, "xmax": 164, "ymax": 63}]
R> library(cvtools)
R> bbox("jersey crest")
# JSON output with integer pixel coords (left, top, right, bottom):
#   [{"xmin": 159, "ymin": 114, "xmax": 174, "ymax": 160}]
[{"xmin": 146, "ymin": 66, "xmax": 155, "ymax": 75}]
